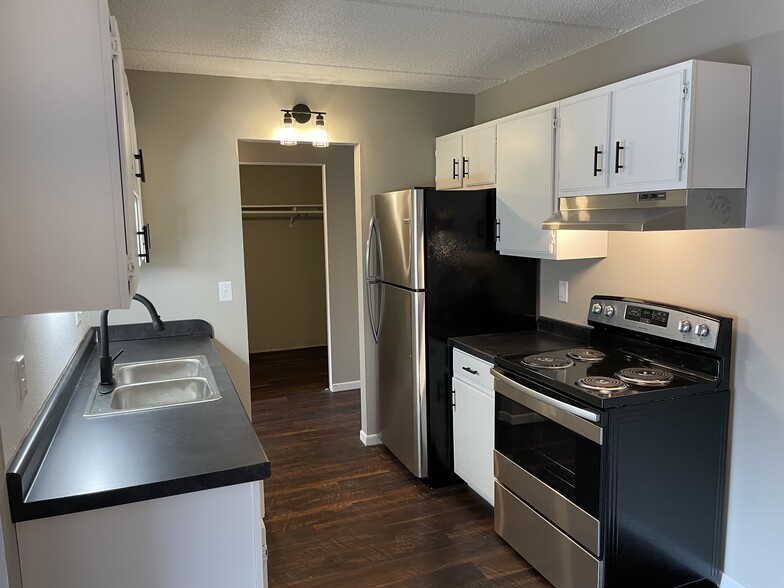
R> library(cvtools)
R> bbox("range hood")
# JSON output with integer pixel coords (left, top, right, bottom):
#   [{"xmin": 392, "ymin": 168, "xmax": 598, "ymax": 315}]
[{"xmin": 542, "ymin": 189, "xmax": 747, "ymax": 232}]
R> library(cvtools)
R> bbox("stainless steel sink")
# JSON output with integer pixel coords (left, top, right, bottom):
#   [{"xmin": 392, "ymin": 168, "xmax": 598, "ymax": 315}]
[
  {"xmin": 84, "ymin": 355, "xmax": 222, "ymax": 417},
  {"xmin": 114, "ymin": 357, "xmax": 207, "ymax": 386}
]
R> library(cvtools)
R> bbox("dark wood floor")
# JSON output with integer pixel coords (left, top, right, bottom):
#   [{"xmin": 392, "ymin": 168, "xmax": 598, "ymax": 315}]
[
  {"xmin": 250, "ymin": 347, "xmax": 552, "ymax": 587},
  {"xmin": 250, "ymin": 346, "xmax": 329, "ymax": 399}
]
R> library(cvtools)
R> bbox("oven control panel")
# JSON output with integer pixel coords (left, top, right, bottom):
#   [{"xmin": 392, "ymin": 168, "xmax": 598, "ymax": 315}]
[{"xmin": 588, "ymin": 297, "xmax": 721, "ymax": 350}]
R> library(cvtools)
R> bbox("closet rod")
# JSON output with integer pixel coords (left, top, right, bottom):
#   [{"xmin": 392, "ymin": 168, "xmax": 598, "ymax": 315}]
[
  {"xmin": 241, "ymin": 204, "xmax": 323, "ymax": 226},
  {"xmin": 241, "ymin": 204, "xmax": 323, "ymax": 211}
]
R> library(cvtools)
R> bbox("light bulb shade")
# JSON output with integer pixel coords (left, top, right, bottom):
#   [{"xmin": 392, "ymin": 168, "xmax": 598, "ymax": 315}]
[
  {"xmin": 311, "ymin": 114, "xmax": 329, "ymax": 148},
  {"xmin": 278, "ymin": 112, "xmax": 298, "ymax": 146}
]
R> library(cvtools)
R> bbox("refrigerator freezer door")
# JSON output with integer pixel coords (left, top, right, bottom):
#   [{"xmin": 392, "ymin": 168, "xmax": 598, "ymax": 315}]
[
  {"xmin": 377, "ymin": 283, "xmax": 428, "ymax": 478},
  {"xmin": 373, "ymin": 189, "xmax": 425, "ymax": 290}
]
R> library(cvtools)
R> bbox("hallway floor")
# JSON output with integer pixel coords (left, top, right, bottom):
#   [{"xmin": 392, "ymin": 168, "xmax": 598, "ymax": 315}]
[{"xmin": 250, "ymin": 348, "xmax": 551, "ymax": 587}]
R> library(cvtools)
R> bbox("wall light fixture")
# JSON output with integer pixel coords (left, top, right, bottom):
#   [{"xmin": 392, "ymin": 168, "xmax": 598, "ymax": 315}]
[{"xmin": 278, "ymin": 104, "xmax": 329, "ymax": 148}]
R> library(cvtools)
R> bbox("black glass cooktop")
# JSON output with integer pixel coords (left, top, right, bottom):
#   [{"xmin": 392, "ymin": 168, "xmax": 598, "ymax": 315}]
[{"xmin": 496, "ymin": 346, "xmax": 718, "ymax": 405}]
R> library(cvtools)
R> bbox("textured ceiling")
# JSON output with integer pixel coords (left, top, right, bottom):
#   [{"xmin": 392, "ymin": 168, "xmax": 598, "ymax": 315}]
[{"xmin": 108, "ymin": 0, "xmax": 704, "ymax": 94}]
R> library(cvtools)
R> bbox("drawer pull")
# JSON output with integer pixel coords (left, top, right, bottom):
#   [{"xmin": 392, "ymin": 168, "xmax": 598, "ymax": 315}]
[{"xmin": 462, "ymin": 366, "xmax": 479, "ymax": 375}]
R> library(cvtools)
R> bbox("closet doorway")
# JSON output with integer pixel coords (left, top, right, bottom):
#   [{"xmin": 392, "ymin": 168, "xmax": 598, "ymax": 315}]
[{"xmin": 240, "ymin": 163, "xmax": 329, "ymax": 398}]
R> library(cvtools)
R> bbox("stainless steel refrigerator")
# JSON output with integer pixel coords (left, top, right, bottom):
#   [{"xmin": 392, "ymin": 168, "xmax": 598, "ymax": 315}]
[{"xmin": 365, "ymin": 188, "xmax": 537, "ymax": 486}]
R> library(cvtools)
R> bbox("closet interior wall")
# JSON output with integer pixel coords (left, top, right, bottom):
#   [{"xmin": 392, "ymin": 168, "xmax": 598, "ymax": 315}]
[{"xmin": 240, "ymin": 164, "xmax": 328, "ymax": 353}]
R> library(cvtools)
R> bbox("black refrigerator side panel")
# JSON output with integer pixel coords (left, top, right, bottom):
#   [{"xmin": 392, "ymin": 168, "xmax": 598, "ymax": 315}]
[{"xmin": 423, "ymin": 189, "xmax": 538, "ymax": 487}]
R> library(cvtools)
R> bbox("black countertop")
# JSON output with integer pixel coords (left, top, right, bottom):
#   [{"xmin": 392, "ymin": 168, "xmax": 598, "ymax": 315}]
[
  {"xmin": 7, "ymin": 321, "xmax": 270, "ymax": 522},
  {"xmin": 448, "ymin": 317, "xmax": 592, "ymax": 363}
]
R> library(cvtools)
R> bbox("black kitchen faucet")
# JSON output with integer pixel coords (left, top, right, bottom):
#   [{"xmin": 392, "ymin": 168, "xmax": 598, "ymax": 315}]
[{"xmin": 99, "ymin": 293, "xmax": 165, "ymax": 388}]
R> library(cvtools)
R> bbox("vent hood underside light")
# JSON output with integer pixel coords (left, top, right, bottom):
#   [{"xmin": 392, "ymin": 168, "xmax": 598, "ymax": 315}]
[{"xmin": 542, "ymin": 189, "xmax": 747, "ymax": 232}]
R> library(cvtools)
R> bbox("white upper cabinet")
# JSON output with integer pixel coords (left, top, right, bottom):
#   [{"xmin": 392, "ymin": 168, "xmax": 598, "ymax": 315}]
[
  {"xmin": 497, "ymin": 105, "xmax": 607, "ymax": 260},
  {"xmin": 558, "ymin": 92, "xmax": 611, "ymax": 193},
  {"xmin": 496, "ymin": 107, "xmax": 557, "ymax": 256},
  {"xmin": 612, "ymin": 69, "xmax": 686, "ymax": 188},
  {"xmin": 0, "ymin": 0, "xmax": 142, "ymax": 316},
  {"xmin": 462, "ymin": 126, "xmax": 496, "ymax": 187},
  {"xmin": 435, "ymin": 125, "xmax": 496, "ymax": 189},
  {"xmin": 117, "ymin": 68, "xmax": 150, "ymax": 268},
  {"xmin": 435, "ymin": 134, "xmax": 463, "ymax": 190},
  {"xmin": 559, "ymin": 60, "xmax": 751, "ymax": 197}
]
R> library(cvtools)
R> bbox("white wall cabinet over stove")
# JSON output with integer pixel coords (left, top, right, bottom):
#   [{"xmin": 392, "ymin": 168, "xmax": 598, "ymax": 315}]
[
  {"xmin": 16, "ymin": 481, "xmax": 268, "ymax": 588},
  {"xmin": 452, "ymin": 348, "xmax": 495, "ymax": 506},
  {"xmin": 558, "ymin": 60, "xmax": 751, "ymax": 197},
  {"xmin": 435, "ymin": 125, "xmax": 496, "ymax": 190},
  {"xmin": 0, "ymin": 0, "xmax": 147, "ymax": 316}
]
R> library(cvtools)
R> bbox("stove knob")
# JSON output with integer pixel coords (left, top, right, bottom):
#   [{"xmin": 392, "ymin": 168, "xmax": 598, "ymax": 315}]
[
  {"xmin": 604, "ymin": 305, "xmax": 615, "ymax": 317},
  {"xmin": 695, "ymin": 324, "xmax": 710, "ymax": 338},
  {"xmin": 591, "ymin": 303, "xmax": 603, "ymax": 315},
  {"xmin": 677, "ymin": 320, "xmax": 692, "ymax": 334}
]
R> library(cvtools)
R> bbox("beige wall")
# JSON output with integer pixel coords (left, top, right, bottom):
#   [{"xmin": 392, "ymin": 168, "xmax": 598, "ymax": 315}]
[
  {"xmin": 240, "ymin": 165, "xmax": 327, "ymax": 353},
  {"xmin": 476, "ymin": 2, "xmax": 784, "ymax": 586},
  {"xmin": 124, "ymin": 70, "xmax": 474, "ymax": 421},
  {"xmin": 0, "ymin": 314, "xmax": 89, "ymax": 588},
  {"xmin": 238, "ymin": 142, "xmax": 359, "ymax": 389}
]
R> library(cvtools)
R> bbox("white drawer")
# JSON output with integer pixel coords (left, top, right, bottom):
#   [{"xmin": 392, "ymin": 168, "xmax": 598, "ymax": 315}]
[{"xmin": 452, "ymin": 348, "xmax": 494, "ymax": 391}]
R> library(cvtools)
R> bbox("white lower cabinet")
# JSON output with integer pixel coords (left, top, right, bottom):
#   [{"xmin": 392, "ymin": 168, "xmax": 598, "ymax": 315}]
[
  {"xmin": 452, "ymin": 349, "xmax": 495, "ymax": 506},
  {"xmin": 16, "ymin": 481, "xmax": 267, "ymax": 588}
]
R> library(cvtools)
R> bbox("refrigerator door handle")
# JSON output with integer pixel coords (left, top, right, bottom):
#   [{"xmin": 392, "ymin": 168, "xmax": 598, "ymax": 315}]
[
  {"xmin": 373, "ymin": 219, "xmax": 385, "ymax": 340},
  {"xmin": 364, "ymin": 217, "xmax": 380, "ymax": 343}
]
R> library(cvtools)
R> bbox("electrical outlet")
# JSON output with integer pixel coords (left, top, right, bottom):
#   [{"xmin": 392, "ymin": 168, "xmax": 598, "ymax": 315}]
[
  {"xmin": 218, "ymin": 281, "xmax": 233, "ymax": 302},
  {"xmin": 16, "ymin": 356, "xmax": 28, "ymax": 400},
  {"xmin": 558, "ymin": 281, "xmax": 568, "ymax": 303}
]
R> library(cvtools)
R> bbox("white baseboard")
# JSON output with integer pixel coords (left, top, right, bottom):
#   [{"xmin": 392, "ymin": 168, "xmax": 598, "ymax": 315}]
[
  {"xmin": 720, "ymin": 572, "xmax": 749, "ymax": 588},
  {"xmin": 330, "ymin": 380, "xmax": 360, "ymax": 392},
  {"xmin": 360, "ymin": 430, "xmax": 382, "ymax": 446}
]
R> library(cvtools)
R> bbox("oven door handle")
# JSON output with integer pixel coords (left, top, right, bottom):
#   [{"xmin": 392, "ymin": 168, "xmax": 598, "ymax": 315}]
[{"xmin": 491, "ymin": 368, "xmax": 603, "ymax": 445}]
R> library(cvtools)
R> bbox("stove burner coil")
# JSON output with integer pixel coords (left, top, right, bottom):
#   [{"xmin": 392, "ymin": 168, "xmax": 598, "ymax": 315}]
[
  {"xmin": 521, "ymin": 354, "xmax": 575, "ymax": 370},
  {"xmin": 576, "ymin": 376, "xmax": 628, "ymax": 393},
  {"xmin": 566, "ymin": 348, "xmax": 606, "ymax": 362},
  {"xmin": 615, "ymin": 367, "xmax": 675, "ymax": 386}
]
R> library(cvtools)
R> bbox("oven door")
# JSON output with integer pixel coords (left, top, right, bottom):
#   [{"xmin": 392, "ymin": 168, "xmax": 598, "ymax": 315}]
[{"xmin": 492, "ymin": 368, "xmax": 603, "ymax": 558}]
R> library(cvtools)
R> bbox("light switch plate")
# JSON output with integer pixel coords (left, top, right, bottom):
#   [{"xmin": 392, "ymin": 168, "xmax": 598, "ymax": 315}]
[
  {"xmin": 218, "ymin": 281, "xmax": 233, "ymax": 302},
  {"xmin": 16, "ymin": 355, "xmax": 28, "ymax": 400},
  {"xmin": 558, "ymin": 281, "xmax": 568, "ymax": 303}
]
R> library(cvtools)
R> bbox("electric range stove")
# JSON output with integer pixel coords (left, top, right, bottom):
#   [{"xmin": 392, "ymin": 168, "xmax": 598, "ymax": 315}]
[{"xmin": 492, "ymin": 295, "xmax": 732, "ymax": 588}]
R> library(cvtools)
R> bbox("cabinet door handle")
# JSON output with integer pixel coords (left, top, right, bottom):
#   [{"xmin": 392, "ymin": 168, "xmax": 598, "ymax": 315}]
[
  {"xmin": 452, "ymin": 159, "xmax": 459, "ymax": 180},
  {"xmin": 614, "ymin": 141, "xmax": 624, "ymax": 174},
  {"xmin": 495, "ymin": 218, "xmax": 501, "ymax": 241},
  {"xmin": 462, "ymin": 156, "xmax": 469, "ymax": 178},
  {"xmin": 451, "ymin": 389, "xmax": 456, "ymax": 409},
  {"xmin": 137, "ymin": 223, "xmax": 151, "ymax": 263},
  {"xmin": 462, "ymin": 366, "xmax": 479, "ymax": 375},
  {"xmin": 134, "ymin": 149, "xmax": 146, "ymax": 183},
  {"xmin": 593, "ymin": 145, "xmax": 603, "ymax": 176}
]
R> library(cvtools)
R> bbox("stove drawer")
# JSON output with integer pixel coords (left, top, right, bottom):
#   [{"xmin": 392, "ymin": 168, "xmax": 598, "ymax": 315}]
[
  {"xmin": 452, "ymin": 348, "xmax": 493, "ymax": 391},
  {"xmin": 495, "ymin": 481, "xmax": 601, "ymax": 588},
  {"xmin": 494, "ymin": 451, "xmax": 600, "ymax": 556}
]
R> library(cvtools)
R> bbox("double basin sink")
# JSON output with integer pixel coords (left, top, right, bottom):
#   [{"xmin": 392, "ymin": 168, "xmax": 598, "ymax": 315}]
[{"xmin": 84, "ymin": 355, "xmax": 222, "ymax": 417}]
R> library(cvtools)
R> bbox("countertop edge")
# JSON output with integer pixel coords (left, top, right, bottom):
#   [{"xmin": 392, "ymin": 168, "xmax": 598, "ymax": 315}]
[{"xmin": 12, "ymin": 463, "xmax": 271, "ymax": 523}]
